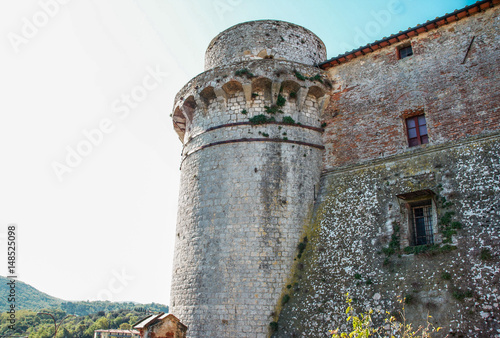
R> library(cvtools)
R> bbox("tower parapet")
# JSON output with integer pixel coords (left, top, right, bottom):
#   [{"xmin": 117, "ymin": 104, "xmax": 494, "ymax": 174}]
[
  {"xmin": 204, "ymin": 20, "xmax": 326, "ymax": 70},
  {"xmin": 170, "ymin": 20, "xmax": 329, "ymax": 337}
]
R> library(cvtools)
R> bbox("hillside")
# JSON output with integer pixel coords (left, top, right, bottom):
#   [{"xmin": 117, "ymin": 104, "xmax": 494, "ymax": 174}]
[
  {"xmin": 0, "ymin": 276, "xmax": 168, "ymax": 316},
  {"xmin": 0, "ymin": 308, "xmax": 155, "ymax": 337},
  {"xmin": 0, "ymin": 276, "xmax": 63, "ymax": 311}
]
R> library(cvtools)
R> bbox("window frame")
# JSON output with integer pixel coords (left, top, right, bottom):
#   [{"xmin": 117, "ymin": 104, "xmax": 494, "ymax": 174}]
[
  {"xmin": 396, "ymin": 190, "xmax": 439, "ymax": 248},
  {"xmin": 398, "ymin": 44, "xmax": 413, "ymax": 59},
  {"xmin": 405, "ymin": 114, "xmax": 429, "ymax": 147},
  {"xmin": 411, "ymin": 202, "xmax": 434, "ymax": 245}
]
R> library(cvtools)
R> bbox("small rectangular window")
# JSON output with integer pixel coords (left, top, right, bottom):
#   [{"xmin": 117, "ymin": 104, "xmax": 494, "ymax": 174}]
[
  {"xmin": 406, "ymin": 115, "xmax": 428, "ymax": 147},
  {"xmin": 396, "ymin": 190, "xmax": 436, "ymax": 248},
  {"xmin": 398, "ymin": 45, "xmax": 413, "ymax": 59},
  {"xmin": 412, "ymin": 204, "xmax": 434, "ymax": 245}
]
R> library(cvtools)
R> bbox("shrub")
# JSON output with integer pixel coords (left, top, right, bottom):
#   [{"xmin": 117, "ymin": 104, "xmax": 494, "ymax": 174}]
[
  {"xmin": 264, "ymin": 105, "xmax": 283, "ymax": 114},
  {"xmin": 441, "ymin": 272, "xmax": 451, "ymax": 280},
  {"xmin": 249, "ymin": 114, "xmax": 275, "ymax": 125},
  {"xmin": 270, "ymin": 321, "xmax": 278, "ymax": 332},
  {"xmin": 277, "ymin": 94, "xmax": 286, "ymax": 107},
  {"xmin": 330, "ymin": 294, "xmax": 442, "ymax": 338},
  {"xmin": 293, "ymin": 70, "xmax": 306, "ymax": 81},
  {"xmin": 282, "ymin": 116, "xmax": 296, "ymax": 125},
  {"xmin": 480, "ymin": 248, "xmax": 492, "ymax": 261},
  {"xmin": 234, "ymin": 68, "xmax": 255, "ymax": 78},
  {"xmin": 440, "ymin": 211, "xmax": 455, "ymax": 225},
  {"xmin": 452, "ymin": 290, "xmax": 472, "ymax": 301}
]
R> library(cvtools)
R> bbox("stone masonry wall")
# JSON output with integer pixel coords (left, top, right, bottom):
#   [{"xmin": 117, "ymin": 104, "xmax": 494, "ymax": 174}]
[
  {"xmin": 171, "ymin": 21, "xmax": 329, "ymax": 337},
  {"xmin": 276, "ymin": 135, "xmax": 500, "ymax": 337},
  {"xmin": 171, "ymin": 7, "xmax": 500, "ymax": 337},
  {"xmin": 205, "ymin": 20, "xmax": 326, "ymax": 70},
  {"xmin": 322, "ymin": 5, "xmax": 500, "ymax": 169},
  {"xmin": 275, "ymin": 5, "xmax": 500, "ymax": 337}
]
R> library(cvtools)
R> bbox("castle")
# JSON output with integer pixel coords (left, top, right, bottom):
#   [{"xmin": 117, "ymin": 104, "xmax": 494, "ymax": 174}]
[{"xmin": 170, "ymin": 1, "xmax": 500, "ymax": 337}]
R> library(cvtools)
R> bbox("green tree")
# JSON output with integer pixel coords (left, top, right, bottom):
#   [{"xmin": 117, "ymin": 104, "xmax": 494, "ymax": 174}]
[
  {"xmin": 120, "ymin": 323, "xmax": 132, "ymax": 329},
  {"xmin": 95, "ymin": 317, "xmax": 110, "ymax": 329}
]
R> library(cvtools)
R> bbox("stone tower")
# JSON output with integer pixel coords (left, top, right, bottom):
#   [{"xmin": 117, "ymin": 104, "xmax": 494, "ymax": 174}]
[{"xmin": 170, "ymin": 20, "xmax": 330, "ymax": 337}]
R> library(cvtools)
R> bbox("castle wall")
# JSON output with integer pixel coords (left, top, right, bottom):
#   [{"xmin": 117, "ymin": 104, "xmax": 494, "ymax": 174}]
[
  {"xmin": 322, "ymin": 5, "xmax": 500, "ymax": 169},
  {"xmin": 275, "ymin": 4, "xmax": 500, "ymax": 337},
  {"xmin": 275, "ymin": 135, "xmax": 500, "ymax": 337},
  {"xmin": 171, "ymin": 7, "xmax": 500, "ymax": 337}
]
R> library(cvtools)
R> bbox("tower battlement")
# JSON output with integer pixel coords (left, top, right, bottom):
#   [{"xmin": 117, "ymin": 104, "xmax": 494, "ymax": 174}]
[
  {"xmin": 172, "ymin": 60, "xmax": 331, "ymax": 144},
  {"xmin": 204, "ymin": 20, "xmax": 326, "ymax": 70}
]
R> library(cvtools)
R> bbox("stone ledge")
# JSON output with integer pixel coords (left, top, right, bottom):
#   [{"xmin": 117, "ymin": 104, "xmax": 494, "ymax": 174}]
[{"xmin": 322, "ymin": 131, "xmax": 500, "ymax": 177}]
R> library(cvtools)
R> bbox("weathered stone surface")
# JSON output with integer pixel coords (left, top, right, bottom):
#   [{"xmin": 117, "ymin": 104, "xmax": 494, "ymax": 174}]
[
  {"xmin": 275, "ymin": 5, "xmax": 500, "ymax": 337},
  {"xmin": 171, "ymin": 20, "xmax": 328, "ymax": 338},
  {"xmin": 276, "ymin": 135, "xmax": 500, "ymax": 337},
  {"xmin": 205, "ymin": 20, "xmax": 326, "ymax": 70},
  {"xmin": 170, "ymin": 4, "xmax": 500, "ymax": 337}
]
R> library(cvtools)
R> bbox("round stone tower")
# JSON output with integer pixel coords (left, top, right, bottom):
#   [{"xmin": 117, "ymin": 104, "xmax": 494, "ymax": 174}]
[{"xmin": 170, "ymin": 20, "xmax": 330, "ymax": 337}]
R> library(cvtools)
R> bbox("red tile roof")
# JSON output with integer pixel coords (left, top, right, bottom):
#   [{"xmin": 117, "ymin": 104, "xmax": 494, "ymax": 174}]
[{"xmin": 319, "ymin": 0, "xmax": 499, "ymax": 69}]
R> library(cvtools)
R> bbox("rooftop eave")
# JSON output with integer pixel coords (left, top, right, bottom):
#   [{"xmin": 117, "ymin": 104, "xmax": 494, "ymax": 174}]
[{"xmin": 319, "ymin": 0, "xmax": 498, "ymax": 70}]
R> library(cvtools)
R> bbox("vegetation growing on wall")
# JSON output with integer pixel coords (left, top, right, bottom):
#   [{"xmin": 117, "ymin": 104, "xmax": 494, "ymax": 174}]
[
  {"xmin": 293, "ymin": 70, "xmax": 324, "ymax": 83},
  {"xmin": 234, "ymin": 68, "xmax": 255, "ymax": 79},
  {"xmin": 265, "ymin": 105, "xmax": 284, "ymax": 115},
  {"xmin": 282, "ymin": 116, "xmax": 296, "ymax": 125},
  {"xmin": 330, "ymin": 294, "xmax": 442, "ymax": 338},
  {"xmin": 249, "ymin": 114, "xmax": 275, "ymax": 125}
]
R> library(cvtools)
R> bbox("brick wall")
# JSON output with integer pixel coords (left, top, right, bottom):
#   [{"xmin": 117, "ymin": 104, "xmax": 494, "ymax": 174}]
[{"xmin": 322, "ymin": 5, "xmax": 500, "ymax": 170}]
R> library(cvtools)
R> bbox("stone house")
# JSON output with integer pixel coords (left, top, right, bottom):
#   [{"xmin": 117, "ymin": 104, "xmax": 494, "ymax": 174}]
[{"xmin": 133, "ymin": 313, "xmax": 187, "ymax": 338}]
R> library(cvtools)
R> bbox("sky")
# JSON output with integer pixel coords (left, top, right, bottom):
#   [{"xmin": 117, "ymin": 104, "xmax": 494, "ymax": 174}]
[{"xmin": 0, "ymin": 0, "xmax": 475, "ymax": 306}]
